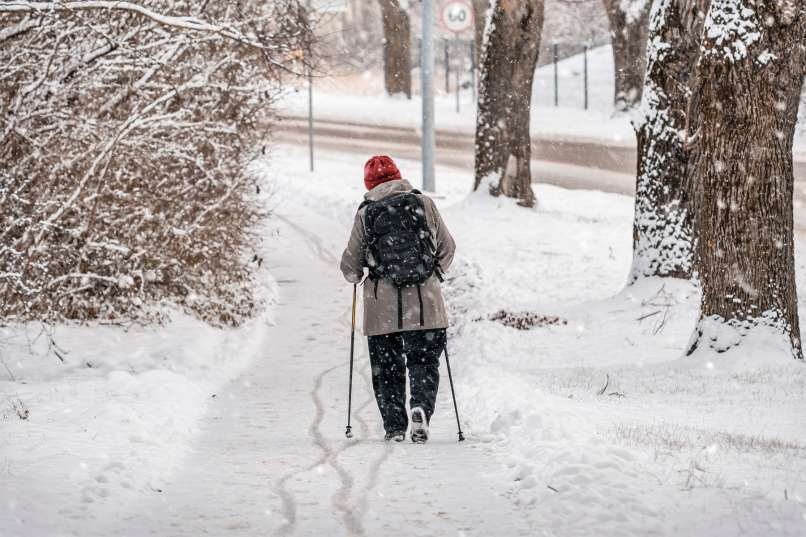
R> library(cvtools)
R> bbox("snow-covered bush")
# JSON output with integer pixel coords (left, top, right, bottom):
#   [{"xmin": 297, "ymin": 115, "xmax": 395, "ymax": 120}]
[{"xmin": 0, "ymin": 1, "xmax": 311, "ymax": 326}]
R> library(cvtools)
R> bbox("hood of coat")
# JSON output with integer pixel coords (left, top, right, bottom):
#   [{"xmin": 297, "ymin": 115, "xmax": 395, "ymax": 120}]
[{"xmin": 364, "ymin": 179, "xmax": 415, "ymax": 202}]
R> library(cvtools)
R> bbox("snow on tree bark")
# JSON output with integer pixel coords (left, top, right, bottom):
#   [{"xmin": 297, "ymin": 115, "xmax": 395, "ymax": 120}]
[
  {"xmin": 472, "ymin": 0, "xmax": 490, "ymax": 65},
  {"xmin": 379, "ymin": 0, "xmax": 412, "ymax": 99},
  {"xmin": 0, "ymin": 1, "xmax": 312, "ymax": 326},
  {"xmin": 602, "ymin": 0, "xmax": 651, "ymax": 111},
  {"xmin": 686, "ymin": 0, "xmax": 805, "ymax": 359},
  {"xmin": 474, "ymin": 0, "xmax": 545, "ymax": 207},
  {"xmin": 629, "ymin": 0, "xmax": 708, "ymax": 281}
]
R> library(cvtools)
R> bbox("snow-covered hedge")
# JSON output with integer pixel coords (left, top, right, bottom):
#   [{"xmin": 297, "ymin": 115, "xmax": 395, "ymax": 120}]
[{"xmin": 0, "ymin": 1, "xmax": 311, "ymax": 325}]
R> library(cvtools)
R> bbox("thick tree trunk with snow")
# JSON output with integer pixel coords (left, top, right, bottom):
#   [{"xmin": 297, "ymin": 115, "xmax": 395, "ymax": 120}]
[
  {"xmin": 378, "ymin": 0, "xmax": 411, "ymax": 98},
  {"xmin": 473, "ymin": 0, "xmax": 544, "ymax": 207},
  {"xmin": 472, "ymin": 0, "xmax": 488, "ymax": 65},
  {"xmin": 602, "ymin": 0, "xmax": 650, "ymax": 111},
  {"xmin": 629, "ymin": 0, "xmax": 708, "ymax": 281},
  {"xmin": 686, "ymin": 0, "xmax": 805, "ymax": 359}
]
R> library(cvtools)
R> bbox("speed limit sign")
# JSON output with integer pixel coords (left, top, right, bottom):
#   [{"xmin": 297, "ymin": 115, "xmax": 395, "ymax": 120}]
[{"xmin": 440, "ymin": 0, "xmax": 474, "ymax": 34}]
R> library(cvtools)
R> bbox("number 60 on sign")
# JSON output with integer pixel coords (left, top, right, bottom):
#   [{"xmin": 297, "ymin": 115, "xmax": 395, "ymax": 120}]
[{"xmin": 440, "ymin": 0, "xmax": 474, "ymax": 34}]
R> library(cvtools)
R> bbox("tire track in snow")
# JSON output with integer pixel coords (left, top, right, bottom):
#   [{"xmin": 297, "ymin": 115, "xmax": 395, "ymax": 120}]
[
  {"xmin": 273, "ymin": 356, "xmax": 373, "ymax": 536},
  {"xmin": 348, "ymin": 351, "xmax": 395, "ymax": 522},
  {"xmin": 273, "ymin": 212, "xmax": 387, "ymax": 536},
  {"xmin": 310, "ymin": 362, "xmax": 366, "ymax": 536},
  {"xmin": 322, "ymin": 236, "xmax": 392, "ymax": 533},
  {"xmin": 272, "ymin": 362, "xmax": 339, "ymax": 537},
  {"xmin": 276, "ymin": 214, "xmax": 338, "ymax": 265}
]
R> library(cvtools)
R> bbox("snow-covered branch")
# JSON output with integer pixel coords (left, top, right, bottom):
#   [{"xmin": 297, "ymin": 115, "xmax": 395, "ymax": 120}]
[
  {"xmin": 0, "ymin": 0, "xmax": 312, "ymax": 325},
  {"xmin": 1, "ymin": 1, "xmax": 262, "ymax": 46}
]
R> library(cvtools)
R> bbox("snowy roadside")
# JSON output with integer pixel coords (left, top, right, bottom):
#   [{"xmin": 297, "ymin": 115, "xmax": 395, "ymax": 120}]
[
  {"xmin": 281, "ymin": 44, "xmax": 806, "ymax": 155},
  {"xmin": 265, "ymin": 143, "xmax": 806, "ymax": 536},
  {"xmin": 279, "ymin": 88, "xmax": 636, "ymax": 147},
  {"xmin": 281, "ymin": 45, "xmax": 631, "ymax": 146},
  {"xmin": 0, "ymin": 203, "xmax": 278, "ymax": 534}
]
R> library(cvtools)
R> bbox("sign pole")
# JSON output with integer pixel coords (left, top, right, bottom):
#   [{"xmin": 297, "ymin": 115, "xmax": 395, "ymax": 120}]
[
  {"xmin": 307, "ymin": 68, "xmax": 314, "ymax": 172},
  {"xmin": 444, "ymin": 39, "xmax": 450, "ymax": 94},
  {"xmin": 306, "ymin": 0, "xmax": 314, "ymax": 172},
  {"xmin": 422, "ymin": 0, "xmax": 436, "ymax": 192}
]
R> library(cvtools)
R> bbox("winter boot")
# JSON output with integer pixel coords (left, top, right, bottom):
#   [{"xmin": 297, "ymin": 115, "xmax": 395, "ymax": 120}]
[
  {"xmin": 384, "ymin": 431, "xmax": 406, "ymax": 442},
  {"xmin": 410, "ymin": 407, "xmax": 429, "ymax": 444}
]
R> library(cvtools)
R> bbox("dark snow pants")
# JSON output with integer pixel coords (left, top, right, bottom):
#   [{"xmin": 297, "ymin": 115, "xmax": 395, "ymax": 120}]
[{"xmin": 367, "ymin": 328, "xmax": 447, "ymax": 434}]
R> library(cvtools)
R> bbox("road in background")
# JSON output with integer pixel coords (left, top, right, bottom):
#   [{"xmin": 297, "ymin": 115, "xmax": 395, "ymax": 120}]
[{"xmin": 275, "ymin": 116, "xmax": 806, "ymax": 198}]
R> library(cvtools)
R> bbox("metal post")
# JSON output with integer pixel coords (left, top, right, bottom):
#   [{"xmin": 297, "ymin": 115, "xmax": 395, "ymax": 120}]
[
  {"xmin": 421, "ymin": 0, "xmax": 436, "ymax": 192},
  {"xmin": 553, "ymin": 43, "xmax": 559, "ymax": 107},
  {"xmin": 382, "ymin": 40, "xmax": 388, "ymax": 85},
  {"xmin": 469, "ymin": 40, "xmax": 476, "ymax": 101},
  {"xmin": 455, "ymin": 40, "xmax": 460, "ymax": 113},
  {"xmin": 583, "ymin": 44, "xmax": 589, "ymax": 110},
  {"xmin": 307, "ymin": 69, "xmax": 314, "ymax": 172},
  {"xmin": 344, "ymin": 284, "xmax": 357, "ymax": 438},
  {"xmin": 444, "ymin": 346, "xmax": 465, "ymax": 442},
  {"xmin": 444, "ymin": 38, "xmax": 450, "ymax": 94},
  {"xmin": 306, "ymin": 0, "xmax": 314, "ymax": 171}
]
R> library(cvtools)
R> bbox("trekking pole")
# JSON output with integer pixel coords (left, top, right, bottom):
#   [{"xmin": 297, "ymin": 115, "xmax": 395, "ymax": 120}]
[
  {"xmin": 345, "ymin": 284, "xmax": 357, "ymax": 439},
  {"xmin": 443, "ymin": 345, "xmax": 465, "ymax": 442}
]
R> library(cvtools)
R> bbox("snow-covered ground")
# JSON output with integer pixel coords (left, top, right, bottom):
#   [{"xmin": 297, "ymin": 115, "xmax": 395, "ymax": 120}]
[
  {"xmin": 0, "ymin": 195, "xmax": 279, "ymax": 534},
  {"xmin": 263, "ymin": 144, "xmax": 804, "ymax": 535},
  {"xmin": 3, "ymin": 139, "xmax": 806, "ymax": 534}
]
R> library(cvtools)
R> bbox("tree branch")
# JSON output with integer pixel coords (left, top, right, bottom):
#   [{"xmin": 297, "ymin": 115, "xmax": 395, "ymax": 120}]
[
  {"xmin": 1, "ymin": 1, "xmax": 261, "ymax": 47},
  {"xmin": 0, "ymin": 14, "xmax": 41, "ymax": 42}
]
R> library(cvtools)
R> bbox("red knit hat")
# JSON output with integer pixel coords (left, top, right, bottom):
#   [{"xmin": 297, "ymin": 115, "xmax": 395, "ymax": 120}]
[{"xmin": 364, "ymin": 155, "xmax": 402, "ymax": 191}]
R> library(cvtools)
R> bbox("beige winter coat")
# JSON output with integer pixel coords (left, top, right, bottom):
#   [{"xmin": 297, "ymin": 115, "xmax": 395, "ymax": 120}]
[{"xmin": 340, "ymin": 179, "xmax": 456, "ymax": 337}]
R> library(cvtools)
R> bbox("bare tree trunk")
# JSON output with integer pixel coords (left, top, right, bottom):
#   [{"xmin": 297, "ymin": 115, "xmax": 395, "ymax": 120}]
[
  {"xmin": 629, "ymin": 0, "xmax": 708, "ymax": 281},
  {"xmin": 602, "ymin": 0, "xmax": 650, "ymax": 111},
  {"xmin": 472, "ymin": 0, "xmax": 489, "ymax": 65},
  {"xmin": 378, "ymin": 0, "xmax": 411, "ymax": 98},
  {"xmin": 686, "ymin": 0, "xmax": 805, "ymax": 359},
  {"xmin": 474, "ymin": 0, "xmax": 544, "ymax": 207}
]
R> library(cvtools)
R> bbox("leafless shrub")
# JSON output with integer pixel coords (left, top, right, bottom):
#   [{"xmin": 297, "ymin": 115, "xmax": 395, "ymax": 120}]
[
  {"xmin": 0, "ymin": 1, "xmax": 312, "ymax": 326},
  {"xmin": 481, "ymin": 310, "xmax": 568, "ymax": 330}
]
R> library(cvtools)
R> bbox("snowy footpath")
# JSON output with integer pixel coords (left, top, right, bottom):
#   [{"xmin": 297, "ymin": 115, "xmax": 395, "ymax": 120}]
[
  {"xmin": 98, "ymin": 200, "xmax": 535, "ymax": 536},
  {"xmin": 3, "ymin": 144, "xmax": 806, "ymax": 536}
]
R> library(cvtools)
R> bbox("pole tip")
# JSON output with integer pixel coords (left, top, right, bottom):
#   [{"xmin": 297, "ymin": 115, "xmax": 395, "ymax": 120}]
[
  {"xmin": 458, "ymin": 432, "xmax": 465, "ymax": 442},
  {"xmin": 345, "ymin": 426, "xmax": 353, "ymax": 439}
]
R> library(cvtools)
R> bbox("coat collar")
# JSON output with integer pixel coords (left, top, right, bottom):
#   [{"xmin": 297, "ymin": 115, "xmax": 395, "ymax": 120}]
[{"xmin": 365, "ymin": 179, "xmax": 414, "ymax": 202}]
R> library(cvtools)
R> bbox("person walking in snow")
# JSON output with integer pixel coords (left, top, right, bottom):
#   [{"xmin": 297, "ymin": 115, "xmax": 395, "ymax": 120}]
[{"xmin": 340, "ymin": 155, "xmax": 456, "ymax": 444}]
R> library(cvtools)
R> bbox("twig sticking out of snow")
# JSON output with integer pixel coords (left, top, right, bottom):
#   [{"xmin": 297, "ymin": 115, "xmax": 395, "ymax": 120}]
[{"xmin": 597, "ymin": 373, "xmax": 610, "ymax": 396}]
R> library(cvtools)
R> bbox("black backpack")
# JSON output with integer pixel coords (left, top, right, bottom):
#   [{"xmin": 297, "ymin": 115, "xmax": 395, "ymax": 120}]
[{"xmin": 360, "ymin": 190, "xmax": 442, "ymax": 328}]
